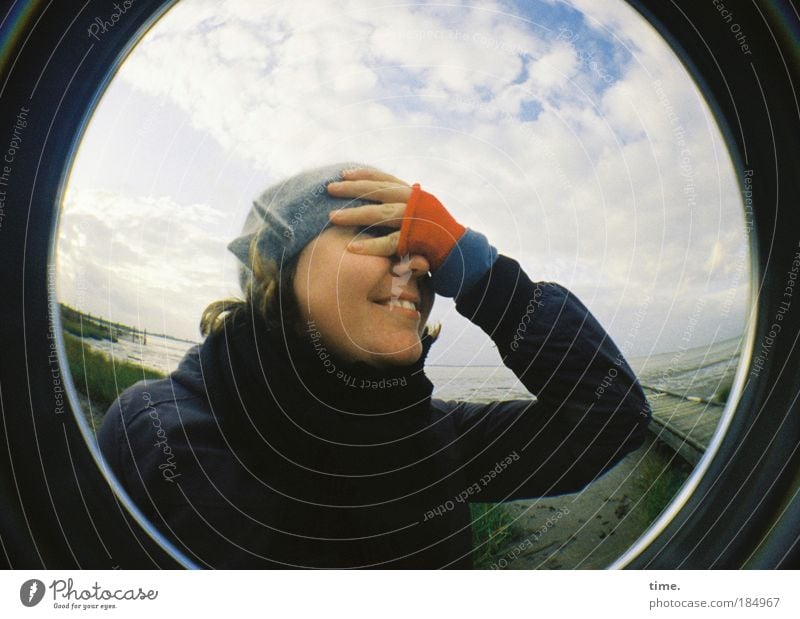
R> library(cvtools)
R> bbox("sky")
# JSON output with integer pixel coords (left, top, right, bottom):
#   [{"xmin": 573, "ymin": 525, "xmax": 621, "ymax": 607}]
[{"xmin": 56, "ymin": 0, "xmax": 752, "ymax": 366}]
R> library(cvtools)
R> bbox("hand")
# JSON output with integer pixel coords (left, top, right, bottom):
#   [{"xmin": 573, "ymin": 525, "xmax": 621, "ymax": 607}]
[
  {"xmin": 326, "ymin": 167, "xmax": 411, "ymax": 258},
  {"xmin": 326, "ymin": 168, "xmax": 467, "ymax": 271}
]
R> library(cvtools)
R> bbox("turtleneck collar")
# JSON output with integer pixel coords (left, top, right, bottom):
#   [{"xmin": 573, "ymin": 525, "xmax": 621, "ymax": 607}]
[
  {"xmin": 274, "ymin": 315, "xmax": 435, "ymax": 419},
  {"xmin": 197, "ymin": 309, "xmax": 437, "ymax": 453}
]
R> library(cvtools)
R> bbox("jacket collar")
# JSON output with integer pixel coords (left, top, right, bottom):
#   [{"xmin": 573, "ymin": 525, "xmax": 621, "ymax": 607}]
[{"xmin": 174, "ymin": 311, "xmax": 436, "ymax": 445}]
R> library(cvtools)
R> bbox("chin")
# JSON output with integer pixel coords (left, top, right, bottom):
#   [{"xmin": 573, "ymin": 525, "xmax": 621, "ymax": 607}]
[{"xmin": 369, "ymin": 337, "xmax": 423, "ymax": 367}]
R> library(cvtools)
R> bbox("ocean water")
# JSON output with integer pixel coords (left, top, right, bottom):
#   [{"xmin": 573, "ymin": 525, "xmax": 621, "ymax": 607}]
[
  {"xmin": 79, "ymin": 331, "xmax": 745, "ymax": 403},
  {"xmin": 85, "ymin": 334, "xmax": 199, "ymax": 376},
  {"xmin": 427, "ymin": 335, "xmax": 744, "ymax": 403},
  {"xmin": 426, "ymin": 365, "xmax": 529, "ymax": 404},
  {"xmin": 628, "ymin": 335, "xmax": 744, "ymax": 401}
]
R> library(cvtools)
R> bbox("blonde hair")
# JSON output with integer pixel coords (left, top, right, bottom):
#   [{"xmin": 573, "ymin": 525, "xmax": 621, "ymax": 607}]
[{"xmin": 200, "ymin": 236, "xmax": 295, "ymax": 337}]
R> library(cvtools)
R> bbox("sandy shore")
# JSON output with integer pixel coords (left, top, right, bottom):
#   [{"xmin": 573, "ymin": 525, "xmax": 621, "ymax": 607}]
[{"xmin": 485, "ymin": 433, "xmax": 682, "ymax": 569}]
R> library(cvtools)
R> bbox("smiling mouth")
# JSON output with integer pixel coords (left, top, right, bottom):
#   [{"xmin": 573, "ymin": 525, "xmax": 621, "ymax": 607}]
[{"xmin": 374, "ymin": 298, "xmax": 421, "ymax": 319}]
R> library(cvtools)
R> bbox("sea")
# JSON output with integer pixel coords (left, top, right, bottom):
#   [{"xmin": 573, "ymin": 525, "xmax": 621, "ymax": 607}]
[
  {"xmin": 82, "ymin": 332, "xmax": 745, "ymax": 403},
  {"xmin": 430, "ymin": 335, "xmax": 743, "ymax": 403},
  {"xmin": 85, "ymin": 333, "xmax": 200, "ymax": 376}
]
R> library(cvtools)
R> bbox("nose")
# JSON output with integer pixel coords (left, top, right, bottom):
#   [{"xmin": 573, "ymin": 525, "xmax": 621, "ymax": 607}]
[{"xmin": 391, "ymin": 252, "xmax": 430, "ymax": 279}]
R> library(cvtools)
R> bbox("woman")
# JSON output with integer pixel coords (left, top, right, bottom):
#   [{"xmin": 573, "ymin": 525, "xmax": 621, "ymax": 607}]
[{"xmin": 98, "ymin": 163, "xmax": 651, "ymax": 569}]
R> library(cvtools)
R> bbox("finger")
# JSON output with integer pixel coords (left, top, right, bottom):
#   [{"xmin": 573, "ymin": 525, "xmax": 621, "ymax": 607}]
[
  {"xmin": 347, "ymin": 230, "xmax": 400, "ymax": 256},
  {"xmin": 327, "ymin": 179, "xmax": 412, "ymax": 203},
  {"xmin": 329, "ymin": 202, "xmax": 406, "ymax": 227},
  {"xmin": 341, "ymin": 167, "xmax": 410, "ymax": 186}
]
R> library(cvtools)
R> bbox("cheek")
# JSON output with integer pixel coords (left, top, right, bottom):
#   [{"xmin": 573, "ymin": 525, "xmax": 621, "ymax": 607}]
[
  {"xmin": 299, "ymin": 248, "xmax": 379, "ymax": 319},
  {"xmin": 295, "ymin": 247, "xmax": 336, "ymax": 320},
  {"xmin": 306, "ymin": 263, "xmax": 343, "ymax": 315},
  {"xmin": 333, "ymin": 254, "xmax": 383, "ymax": 315}
]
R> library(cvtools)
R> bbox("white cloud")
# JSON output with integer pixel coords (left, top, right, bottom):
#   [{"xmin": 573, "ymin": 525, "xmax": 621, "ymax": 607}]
[
  {"xmin": 58, "ymin": 0, "xmax": 751, "ymax": 361},
  {"xmin": 57, "ymin": 187, "xmax": 240, "ymax": 341}
]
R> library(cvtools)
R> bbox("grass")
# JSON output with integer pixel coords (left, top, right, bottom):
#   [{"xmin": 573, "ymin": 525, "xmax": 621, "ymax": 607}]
[
  {"xmin": 60, "ymin": 304, "xmax": 118, "ymax": 341},
  {"xmin": 469, "ymin": 503, "xmax": 515, "ymax": 568},
  {"xmin": 713, "ymin": 376, "xmax": 735, "ymax": 404},
  {"xmin": 63, "ymin": 333, "xmax": 165, "ymax": 418},
  {"xmin": 638, "ymin": 440, "xmax": 693, "ymax": 524},
  {"xmin": 61, "ymin": 315, "xmax": 117, "ymax": 341}
]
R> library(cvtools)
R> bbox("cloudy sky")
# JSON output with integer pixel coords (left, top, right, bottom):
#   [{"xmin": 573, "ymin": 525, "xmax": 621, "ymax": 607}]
[{"xmin": 57, "ymin": 0, "xmax": 751, "ymax": 366}]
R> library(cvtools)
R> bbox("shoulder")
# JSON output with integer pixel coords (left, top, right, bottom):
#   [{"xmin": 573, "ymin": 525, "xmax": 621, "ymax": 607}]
[
  {"xmin": 99, "ymin": 344, "xmax": 210, "ymax": 440},
  {"xmin": 101, "ymin": 375, "xmax": 207, "ymax": 434},
  {"xmin": 96, "ymin": 371, "xmax": 219, "ymax": 488}
]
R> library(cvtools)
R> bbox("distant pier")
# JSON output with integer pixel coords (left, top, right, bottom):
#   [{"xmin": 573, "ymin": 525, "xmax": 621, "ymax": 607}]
[{"xmin": 60, "ymin": 303, "xmax": 147, "ymax": 344}]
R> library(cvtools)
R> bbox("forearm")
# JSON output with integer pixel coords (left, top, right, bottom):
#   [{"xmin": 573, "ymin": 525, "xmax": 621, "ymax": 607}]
[{"xmin": 454, "ymin": 255, "xmax": 651, "ymax": 450}]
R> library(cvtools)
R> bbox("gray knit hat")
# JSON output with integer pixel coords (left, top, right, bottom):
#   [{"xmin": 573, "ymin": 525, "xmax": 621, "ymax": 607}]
[{"xmin": 228, "ymin": 162, "xmax": 378, "ymax": 291}]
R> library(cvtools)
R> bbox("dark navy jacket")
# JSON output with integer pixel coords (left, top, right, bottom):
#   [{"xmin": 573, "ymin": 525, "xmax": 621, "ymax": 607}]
[{"xmin": 98, "ymin": 255, "xmax": 651, "ymax": 568}]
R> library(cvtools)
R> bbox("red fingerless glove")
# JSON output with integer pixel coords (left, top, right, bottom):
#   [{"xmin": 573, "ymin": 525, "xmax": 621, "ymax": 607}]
[{"xmin": 396, "ymin": 183, "xmax": 466, "ymax": 271}]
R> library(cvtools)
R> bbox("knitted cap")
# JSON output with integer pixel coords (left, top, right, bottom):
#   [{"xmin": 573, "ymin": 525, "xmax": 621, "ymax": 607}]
[{"xmin": 227, "ymin": 162, "xmax": 376, "ymax": 291}]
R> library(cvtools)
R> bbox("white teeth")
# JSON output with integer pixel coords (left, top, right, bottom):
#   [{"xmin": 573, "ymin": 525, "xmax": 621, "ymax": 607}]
[{"xmin": 384, "ymin": 299, "xmax": 417, "ymax": 311}]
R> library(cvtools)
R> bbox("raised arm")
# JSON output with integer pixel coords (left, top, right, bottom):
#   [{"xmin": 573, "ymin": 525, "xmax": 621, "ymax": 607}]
[
  {"xmin": 326, "ymin": 168, "xmax": 652, "ymax": 500},
  {"xmin": 447, "ymin": 254, "xmax": 651, "ymax": 500}
]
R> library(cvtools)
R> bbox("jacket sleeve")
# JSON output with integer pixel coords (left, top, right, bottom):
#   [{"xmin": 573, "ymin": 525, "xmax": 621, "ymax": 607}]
[{"xmin": 447, "ymin": 254, "xmax": 652, "ymax": 500}]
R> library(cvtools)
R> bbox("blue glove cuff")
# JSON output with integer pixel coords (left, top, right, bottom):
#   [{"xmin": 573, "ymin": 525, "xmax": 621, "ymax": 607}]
[{"xmin": 430, "ymin": 228, "xmax": 498, "ymax": 299}]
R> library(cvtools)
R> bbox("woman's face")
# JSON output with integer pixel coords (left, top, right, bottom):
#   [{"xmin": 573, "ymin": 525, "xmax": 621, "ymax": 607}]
[{"xmin": 293, "ymin": 225, "xmax": 435, "ymax": 367}]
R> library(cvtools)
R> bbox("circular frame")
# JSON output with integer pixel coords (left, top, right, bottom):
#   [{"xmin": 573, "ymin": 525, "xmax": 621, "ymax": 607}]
[{"xmin": 0, "ymin": 0, "xmax": 798, "ymax": 568}]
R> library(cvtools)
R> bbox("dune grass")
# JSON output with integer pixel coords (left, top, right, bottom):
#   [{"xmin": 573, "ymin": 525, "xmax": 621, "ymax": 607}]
[
  {"xmin": 638, "ymin": 440, "xmax": 693, "ymax": 524},
  {"xmin": 713, "ymin": 376, "xmax": 735, "ymax": 404},
  {"xmin": 63, "ymin": 333, "xmax": 165, "ymax": 416},
  {"xmin": 469, "ymin": 503, "xmax": 515, "ymax": 568},
  {"xmin": 60, "ymin": 304, "xmax": 118, "ymax": 341},
  {"xmin": 61, "ymin": 315, "xmax": 116, "ymax": 341}
]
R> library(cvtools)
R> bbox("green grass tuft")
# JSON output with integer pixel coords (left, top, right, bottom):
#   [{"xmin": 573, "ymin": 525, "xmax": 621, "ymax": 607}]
[
  {"xmin": 61, "ymin": 315, "xmax": 117, "ymax": 341},
  {"xmin": 469, "ymin": 503, "xmax": 515, "ymax": 568},
  {"xmin": 713, "ymin": 376, "xmax": 734, "ymax": 404},
  {"xmin": 63, "ymin": 333, "xmax": 165, "ymax": 416},
  {"xmin": 638, "ymin": 441, "xmax": 692, "ymax": 524}
]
